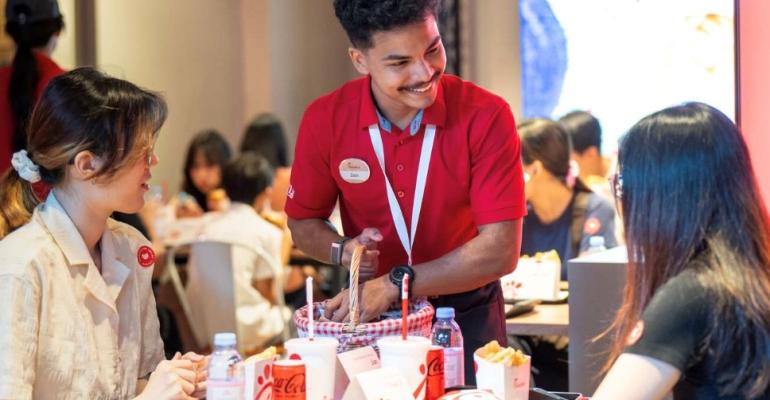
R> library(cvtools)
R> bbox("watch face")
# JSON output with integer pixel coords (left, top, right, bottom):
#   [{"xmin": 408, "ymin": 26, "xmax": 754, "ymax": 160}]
[{"xmin": 391, "ymin": 267, "xmax": 407, "ymax": 285}]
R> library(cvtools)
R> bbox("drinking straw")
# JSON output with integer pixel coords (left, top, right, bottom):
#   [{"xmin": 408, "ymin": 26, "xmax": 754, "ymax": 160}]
[
  {"xmin": 307, "ymin": 276, "xmax": 314, "ymax": 340},
  {"xmin": 401, "ymin": 274, "xmax": 409, "ymax": 340}
]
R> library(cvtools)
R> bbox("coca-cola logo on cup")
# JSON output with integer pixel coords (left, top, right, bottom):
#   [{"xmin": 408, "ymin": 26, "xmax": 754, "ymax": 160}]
[
  {"xmin": 274, "ymin": 373, "xmax": 306, "ymax": 394},
  {"xmin": 427, "ymin": 356, "xmax": 444, "ymax": 376}
]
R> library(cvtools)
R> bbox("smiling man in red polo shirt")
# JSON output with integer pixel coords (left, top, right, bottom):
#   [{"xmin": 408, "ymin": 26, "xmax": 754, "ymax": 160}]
[{"xmin": 286, "ymin": 0, "xmax": 525, "ymax": 384}]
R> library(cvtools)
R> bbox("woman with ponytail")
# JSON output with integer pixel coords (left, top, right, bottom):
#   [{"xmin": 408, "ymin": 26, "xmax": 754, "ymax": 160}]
[
  {"xmin": 518, "ymin": 118, "xmax": 617, "ymax": 279},
  {"xmin": 1, "ymin": 0, "xmax": 65, "ymax": 174},
  {"xmin": 0, "ymin": 68, "xmax": 207, "ymax": 399},
  {"xmin": 593, "ymin": 103, "xmax": 770, "ymax": 399}
]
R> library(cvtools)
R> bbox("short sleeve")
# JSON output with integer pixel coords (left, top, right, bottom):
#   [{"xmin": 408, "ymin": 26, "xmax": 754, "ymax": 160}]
[
  {"xmin": 0, "ymin": 274, "xmax": 40, "ymax": 399},
  {"xmin": 468, "ymin": 103, "xmax": 527, "ymax": 225},
  {"xmin": 284, "ymin": 102, "xmax": 339, "ymax": 220},
  {"xmin": 625, "ymin": 271, "xmax": 710, "ymax": 371},
  {"xmin": 578, "ymin": 194, "xmax": 618, "ymax": 253},
  {"xmin": 138, "ymin": 269, "xmax": 164, "ymax": 378}
]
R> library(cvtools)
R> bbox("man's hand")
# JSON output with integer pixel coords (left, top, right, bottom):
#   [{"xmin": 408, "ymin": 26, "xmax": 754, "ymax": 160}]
[
  {"xmin": 324, "ymin": 274, "xmax": 398, "ymax": 322},
  {"xmin": 341, "ymin": 228, "xmax": 383, "ymax": 281}
]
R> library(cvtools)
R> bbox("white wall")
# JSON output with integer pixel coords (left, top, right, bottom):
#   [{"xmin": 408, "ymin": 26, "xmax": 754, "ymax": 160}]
[
  {"xmin": 93, "ymin": 0, "xmax": 356, "ymax": 190},
  {"xmin": 269, "ymin": 1, "xmax": 358, "ymax": 161},
  {"xmin": 95, "ymin": 0, "xmax": 247, "ymax": 191},
  {"xmin": 463, "ymin": 0, "xmax": 523, "ymax": 118}
]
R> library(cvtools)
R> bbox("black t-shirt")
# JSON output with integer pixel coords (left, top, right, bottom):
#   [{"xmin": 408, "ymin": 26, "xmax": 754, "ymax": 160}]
[{"xmin": 626, "ymin": 268, "xmax": 770, "ymax": 399}]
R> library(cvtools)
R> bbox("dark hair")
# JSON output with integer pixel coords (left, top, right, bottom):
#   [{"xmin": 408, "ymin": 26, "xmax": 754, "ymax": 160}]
[
  {"xmin": 333, "ymin": 0, "xmax": 440, "ymax": 49},
  {"xmin": 518, "ymin": 118, "xmax": 589, "ymax": 191},
  {"xmin": 558, "ymin": 110, "xmax": 602, "ymax": 154},
  {"xmin": 240, "ymin": 113, "xmax": 289, "ymax": 168},
  {"xmin": 222, "ymin": 152, "xmax": 274, "ymax": 205},
  {"xmin": 182, "ymin": 129, "xmax": 231, "ymax": 210},
  {"xmin": 5, "ymin": 2, "xmax": 64, "ymax": 152},
  {"xmin": 0, "ymin": 67, "xmax": 167, "ymax": 237},
  {"xmin": 607, "ymin": 102, "xmax": 770, "ymax": 398}
]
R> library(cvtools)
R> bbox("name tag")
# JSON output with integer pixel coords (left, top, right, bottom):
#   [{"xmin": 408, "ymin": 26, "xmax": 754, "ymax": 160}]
[{"xmin": 339, "ymin": 158, "xmax": 371, "ymax": 184}]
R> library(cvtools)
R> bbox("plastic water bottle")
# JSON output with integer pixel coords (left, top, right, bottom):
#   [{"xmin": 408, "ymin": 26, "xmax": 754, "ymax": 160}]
[
  {"xmin": 587, "ymin": 236, "xmax": 607, "ymax": 254},
  {"xmin": 207, "ymin": 332, "xmax": 244, "ymax": 400},
  {"xmin": 431, "ymin": 307, "xmax": 465, "ymax": 388}
]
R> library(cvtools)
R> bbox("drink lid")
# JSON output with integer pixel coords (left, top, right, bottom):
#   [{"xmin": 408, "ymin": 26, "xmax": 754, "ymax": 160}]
[
  {"xmin": 213, "ymin": 332, "xmax": 237, "ymax": 347},
  {"xmin": 436, "ymin": 307, "xmax": 455, "ymax": 319}
]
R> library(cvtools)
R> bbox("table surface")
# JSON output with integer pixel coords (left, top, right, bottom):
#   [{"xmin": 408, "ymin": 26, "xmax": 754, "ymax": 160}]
[{"xmin": 505, "ymin": 303, "xmax": 569, "ymax": 336}]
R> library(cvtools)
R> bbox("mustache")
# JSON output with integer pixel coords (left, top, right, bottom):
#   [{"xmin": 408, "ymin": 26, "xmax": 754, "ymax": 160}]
[{"xmin": 399, "ymin": 72, "xmax": 441, "ymax": 91}]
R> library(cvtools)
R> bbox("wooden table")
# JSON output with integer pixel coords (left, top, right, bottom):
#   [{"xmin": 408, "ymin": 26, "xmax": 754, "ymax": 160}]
[{"xmin": 505, "ymin": 303, "xmax": 569, "ymax": 336}]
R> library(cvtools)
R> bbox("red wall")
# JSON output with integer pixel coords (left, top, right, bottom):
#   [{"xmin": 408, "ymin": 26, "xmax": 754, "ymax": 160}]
[{"xmin": 738, "ymin": 0, "xmax": 770, "ymax": 207}]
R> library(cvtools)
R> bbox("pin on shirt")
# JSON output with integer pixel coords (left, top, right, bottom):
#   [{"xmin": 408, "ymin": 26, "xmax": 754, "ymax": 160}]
[
  {"xmin": 338, "ymin": 158, "xmax": 371, "ymax": 184},
  {"xmin": 137, "ymin": 245, "xmax": 155, "ymax": 267}
]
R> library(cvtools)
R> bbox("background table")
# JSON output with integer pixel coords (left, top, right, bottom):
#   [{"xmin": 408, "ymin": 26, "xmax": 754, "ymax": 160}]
[{"xmin": 505, "ymin": 303, "xmax": 569, "ymax": 336}]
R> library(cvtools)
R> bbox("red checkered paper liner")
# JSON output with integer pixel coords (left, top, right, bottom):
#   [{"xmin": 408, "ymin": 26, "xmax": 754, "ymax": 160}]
[{"xmin": 294, "ymin": 299, "xmax": 435, "ymax": 341}]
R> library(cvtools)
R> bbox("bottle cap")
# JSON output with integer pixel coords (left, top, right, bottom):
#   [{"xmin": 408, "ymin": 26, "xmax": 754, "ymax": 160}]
[
  {"xmin": 436, "ymin": 307, "xmax": 455, "ymax": 319},
  {"xmin": 213, "ymin": 332, "xmax": 237, "ymax": 347},
  {"xmin": 589, "ymin": 236, "xmax": 605, "ymax": 247}
]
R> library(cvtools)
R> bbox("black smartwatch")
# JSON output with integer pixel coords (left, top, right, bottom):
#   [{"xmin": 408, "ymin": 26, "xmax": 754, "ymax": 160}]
[{"xmin": 389, "ymin": 265, "xmax": 416, "ymax": 299}]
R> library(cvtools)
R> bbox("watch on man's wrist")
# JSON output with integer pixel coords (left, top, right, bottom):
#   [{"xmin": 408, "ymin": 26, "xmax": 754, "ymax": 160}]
[
  {"xmin": 330, "ymin": 236, "xmax": 351, "ymax": 266},
  {"xmin": 389, "ymin": 265, "xmax": 416, "ymax": 299}
]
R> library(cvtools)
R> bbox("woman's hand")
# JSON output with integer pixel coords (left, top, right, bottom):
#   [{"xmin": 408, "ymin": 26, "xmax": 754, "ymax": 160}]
[
  {"xmin": 182, "ymin": 352, "xmax": 210, "ymax": 399},
  {"xmin": 136, "ymin": 353, "xmax": 198, "ymax": 400}
]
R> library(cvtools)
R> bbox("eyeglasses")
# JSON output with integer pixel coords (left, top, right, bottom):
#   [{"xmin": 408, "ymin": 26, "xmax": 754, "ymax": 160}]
[
  {"xmin": 144, "ymin": 141, "xmax": 157, "ymax": 166},
  {"xmin": 608, "ymin": 172, "xmax": 623, "ymax": 200}
]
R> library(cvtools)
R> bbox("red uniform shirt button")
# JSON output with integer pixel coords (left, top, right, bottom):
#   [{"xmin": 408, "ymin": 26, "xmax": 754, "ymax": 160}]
[
  {"xmin": 397, "ymin": 164, "xmax": 405, "ymax": 172},
  {"xmin": 397, "ymin": 190, "xmax": 405, "ymax": 198}
]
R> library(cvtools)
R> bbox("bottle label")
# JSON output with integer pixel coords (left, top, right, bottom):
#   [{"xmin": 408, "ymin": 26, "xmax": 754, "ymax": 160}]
[
  {"xmin": 433, "ymin": 327, "xmax": 452, "ymax": 347},
  {"xmin": 207, "ymin": 380, "xmax": 244, "ymax": 400},
  {"xmin": 443, "ymin": 347, "xmax": 465, "ymax": 388}
]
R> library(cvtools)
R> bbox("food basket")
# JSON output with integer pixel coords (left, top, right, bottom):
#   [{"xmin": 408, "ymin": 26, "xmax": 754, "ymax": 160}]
[{"xmin": 293, "ymin": 245, "xmax": 434, "ymax": 352}]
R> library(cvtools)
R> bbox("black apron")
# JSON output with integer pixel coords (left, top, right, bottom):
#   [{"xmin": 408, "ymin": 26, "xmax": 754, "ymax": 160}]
[{"xmin": 430, "ymin": 280, "xmax": 507, "ymax": 386}]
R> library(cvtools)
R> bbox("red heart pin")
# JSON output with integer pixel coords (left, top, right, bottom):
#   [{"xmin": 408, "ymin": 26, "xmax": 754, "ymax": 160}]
[{"xmin": 137, "ymin": 245, "xmax": 155, "ymax": 267}]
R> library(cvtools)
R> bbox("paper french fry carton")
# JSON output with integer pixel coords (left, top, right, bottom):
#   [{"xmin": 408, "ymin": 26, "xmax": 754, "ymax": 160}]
[{"xmin": 473, "ymin": 341, "xmax": 531, "ymax": 400}]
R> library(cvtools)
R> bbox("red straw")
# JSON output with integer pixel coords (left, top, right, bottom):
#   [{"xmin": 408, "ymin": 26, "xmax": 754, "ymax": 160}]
[{"xmin": 401, "ymin": 274, "xmax": 409, "ymax": 340}]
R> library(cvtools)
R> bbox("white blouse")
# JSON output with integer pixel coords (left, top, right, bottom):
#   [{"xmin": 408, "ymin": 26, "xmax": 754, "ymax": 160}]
[{"xmin": 0, "ymin": 194, "xmax": 164, "ymax": 399}]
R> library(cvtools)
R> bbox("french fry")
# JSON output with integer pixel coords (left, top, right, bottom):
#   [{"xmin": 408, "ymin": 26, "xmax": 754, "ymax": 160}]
[
  {"xmin": 477, "ymin": 340, "xmax": 528, "ymax": 366},
  {"xmin": 245, "ymin": 346, "xmax": 276, "ymax": 363}
]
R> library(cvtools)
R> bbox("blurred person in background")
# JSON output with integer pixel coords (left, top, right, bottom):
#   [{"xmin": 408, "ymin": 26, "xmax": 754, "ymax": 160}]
[
  {"xmin": 519, "ymin": 118, "xmax": 617, "ymax": 279},
  {"xmin": 177, "ymin": 129, "xmax": 232, "ymax": 218},
  {"xmin": 190, "ymin": 153, "xmax": 290, "ymax": 354},
  {"xmin": 240, "ymin": 113, "xmax": 291, "ymax": 215},
  {"xmin": 594, "ymin": 103, "xmax": 770, "ymax": 400},
  {"xmin": 1, "ymin": 0, "xmax": 64, "ymax": 175}
]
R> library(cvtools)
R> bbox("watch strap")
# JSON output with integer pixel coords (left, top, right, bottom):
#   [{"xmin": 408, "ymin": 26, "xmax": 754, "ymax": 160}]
[{"xmin": 330, "ymin": 236, "xmax": 351, "ymax": 266}]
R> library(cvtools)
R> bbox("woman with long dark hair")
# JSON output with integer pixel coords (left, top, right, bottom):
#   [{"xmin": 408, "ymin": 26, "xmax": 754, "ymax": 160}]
[
  {"xmin": 240, "ymin": 113, "xmax": 291, "ymax": 213},
  {"xmin": 178, "ymin": 129, "xmax": 231, "ymax": 216},
  {"xmin": 0, "ymin": 68, "xmax": 206, "ymax": 398},
  {"xmin": 519, "ymin": 118, "xmax": 617, "ymax": 279},
  {"xmin": 593, "ymin": 103, "xmax": 770, "ymax": 399},
  {"xmin": 1, "ymin": 0, "xmax": 65, "ymax": 174}
]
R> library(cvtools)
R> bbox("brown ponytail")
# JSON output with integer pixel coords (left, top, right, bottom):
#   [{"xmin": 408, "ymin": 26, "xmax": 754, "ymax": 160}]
[{"xmin": 0, "ymin": 169, "xmax": 40, "ymax": 238}]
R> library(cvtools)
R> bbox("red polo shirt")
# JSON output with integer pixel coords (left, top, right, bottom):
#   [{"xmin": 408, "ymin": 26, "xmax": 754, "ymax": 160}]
[
  {"xmin": 286, "ymin": 74, "xmax": 525, "ymax": 277},
  {"xmin": 0, "ymin": 51, "xmax": 65, "ymax": 174}
]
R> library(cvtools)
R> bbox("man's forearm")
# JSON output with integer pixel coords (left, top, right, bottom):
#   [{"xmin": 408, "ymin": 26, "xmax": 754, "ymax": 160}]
[
  {"xmin": 287, "ymin": 217, "xmax": 343, "ymax": 264},
  {"xmin": 412, "ymin": 219, "xmax": 522, "ymax": 297}
]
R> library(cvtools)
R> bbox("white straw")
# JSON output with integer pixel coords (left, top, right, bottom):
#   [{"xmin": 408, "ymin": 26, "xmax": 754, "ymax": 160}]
[{"xmin": 307, "ymin": 276, "xmax": 314, "ymax": 340}]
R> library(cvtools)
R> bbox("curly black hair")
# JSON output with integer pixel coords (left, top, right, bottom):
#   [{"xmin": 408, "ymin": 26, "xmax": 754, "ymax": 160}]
[{"xmin": 333, "ymin": 0, "xmax": 441, "ymax": 49}]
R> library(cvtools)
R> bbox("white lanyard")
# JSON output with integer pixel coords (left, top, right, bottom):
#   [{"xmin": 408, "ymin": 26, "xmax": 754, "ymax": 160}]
[{"xmin": 368, "ymin": 123, "xmax": 436, "ymax": 265}]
